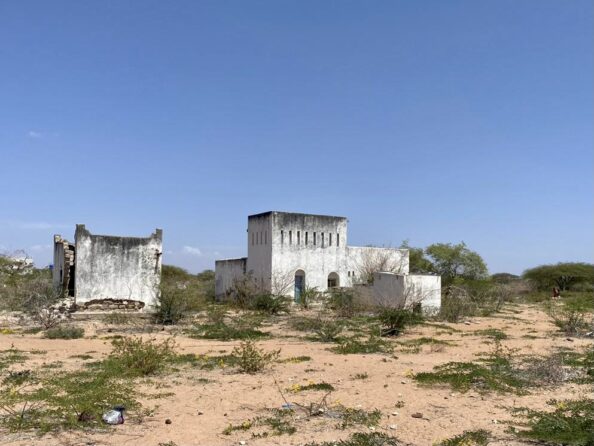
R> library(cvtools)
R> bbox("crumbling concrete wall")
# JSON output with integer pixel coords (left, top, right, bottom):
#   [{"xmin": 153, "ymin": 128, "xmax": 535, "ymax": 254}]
[
  {"xmin": 52, "ymin": 235, "xmax": 75, "ymax": 297},
  {"xmin": 372, "ymin": 272, "xmax": 441, "ymax": 311},
  {"xmin": 74, "ymin": 225, "xmax": 162, "ymax": 309},
  {"xmin": 215, "ymin": 258, "xmax": 247, "ymax": 298}
]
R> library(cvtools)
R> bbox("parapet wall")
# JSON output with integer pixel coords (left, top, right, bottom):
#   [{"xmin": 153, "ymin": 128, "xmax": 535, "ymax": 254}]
[{"xmin": 74, "ymin": 225, "xmax": 162, "ymax": 309}]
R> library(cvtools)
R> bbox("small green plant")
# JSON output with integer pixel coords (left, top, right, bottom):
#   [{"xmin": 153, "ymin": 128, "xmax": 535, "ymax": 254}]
[
  {"xmin": 251, "ymin": 294, "xmax": 290, "ymax": 315},
  {"xmin": 510, "ymin": 398, "xmax": 594, "ymax": 446},
  {"xmin": 338, "ymin": 407, "xmax": 382, "ymax": 429},
  {"xmin": 105, "ymin": 336, "xmax": 177, "ymax": 377},
  {"xmin": 280, "ymin": 356, "xmax": 311, "ymax": 363},
  {"xmin": 314, "ymin": 320, "xmax": 343, "ymax": 342},
  {"xmin": 223, "ymin": 408, "xmax": 296, "ymax": 436},
  {"xmin": 231, "ymin": 340, "xmax": 280, "ymax": 374},
  {"xmin": 474, "ymin": 329, "xmax": 508, "ymax": 340},
  {"xmin": 304, "ymin": 432, "xmax": 401, "ymax": 446},
  {"xmin": 353, "ymin": 372, "xmax": 369, "ymax": 380},
  {"xmin": 189, "ymin": 321, "xmax": 269, "ymax": 341},
  {"xmin": 154, "ymin": 284, "xmax": 195, "ymax": 325},
  {"xmin": 44, "ymin": 325, "xmax": 84, "ymax": 339},
  {"xmin": 287, "ymin": 382, "xmax": 335, "ymax": 393},
  {"xmin": 378, "ymin": 308, "xmax": 423, "ymax": 336},
  {"xmin": 436, "ymin": 429, "xmax": 490, "ymax": 446},
  {"xmin": 288, "ymin": 316, "xmax": 323, "ymax": 332},
  {"xmin": 298, "ymin": 286, "xmax": 320, "ymax": 309},
  {"xmin": 331, "ymin": 336, "xmax": 392, "ymax": 355},
  {"xmin": 0, "ymin": 346, "xmax": 28, "ymax": 371},
  {"xmin": 414, "ymin": 342, "xmax": 528, "ymax": 394},
  {"xmin": 327, "ymin": 289, "xmax": 361, "ymax": 318},
  {"xmin": 551, "ymin": 308, "xmax": 589, "ymax": 336}
]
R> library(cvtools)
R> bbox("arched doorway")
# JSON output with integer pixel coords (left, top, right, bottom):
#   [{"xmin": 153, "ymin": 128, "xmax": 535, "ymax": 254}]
[
  {"xmin": 327, "ymin": 272, "xmax": 339, "ymax": 289},
  {"xmin": 294, "ymin": 270, "xmax": 305, "ymax": 303}
]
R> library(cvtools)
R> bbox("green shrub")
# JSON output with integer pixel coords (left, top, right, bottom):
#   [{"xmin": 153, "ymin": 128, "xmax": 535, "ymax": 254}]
[
  {"xmin": 551, "ymin": 308, "xmax": 589, "ymax": 336},
  {"xmin": 474, "ymin": 329, "xmax": 508, "ymax": 340},
  {"xmin": 327, "ymin": 289, "xmax": 360, "ymax": 318},
  {"xmin": 231, "ymin": 340, "xmax": 280, "ymax": 374},
  {"xmin": 414, "ymin": 344, "xmax": 528, "ymax": 394},
  {"xmin": 314, "ymin": 320, "xmax": 344, "ymax": 342},
  {"xmin": 298, "ymin": 286, "xmax": 321, "ymax": 309},
  {"xmin": 0, "ymin": 367, "xmax": 138, "ymax": 432},
  {"xmin": 251, "ymin": 294, "xmax": 290, "ymax": 315},
  {"xmin": 189, "ymin": 321, "xmax": 269, "ymax": 341},
  {"xmin": 378, "ymin": 308, "xmax": 423, "ymax": 336},
  {"xmin": 304, "ymin": 432, "xmax": 401, "ymax": 446},
  {"xmin": 44, "ymin": 326, "xmax": 84, "ymax": 339},
  {"xmin": 154, "ymin": 284, "xmax": 195, "ymax": 325},
  {"xmin": 105, "ymin": 337, "xmax": 176, "ymax": 377},
  {"xmin": 331, "ymin": 336, "xmax": 392, "ymax": 355},
  {"xmin": 288, "ymin": 316, "xmax": 324, "ymax": 332},
  {"xmin": 338, "ymin": 407, "xmax": 382, "ymax": 429},
  {"xmin": 510, "ymin": 398, "xmax": 594, "ymax": 446},
  {"xmin": 436, "ymin": 429, "xmax": 490, "ymax": 446}
]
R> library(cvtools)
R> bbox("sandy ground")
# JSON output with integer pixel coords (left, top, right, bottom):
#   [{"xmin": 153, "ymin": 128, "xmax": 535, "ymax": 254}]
[{"xmin": 0, "ymin": 303, "xmax": 592, "ymax": 446}]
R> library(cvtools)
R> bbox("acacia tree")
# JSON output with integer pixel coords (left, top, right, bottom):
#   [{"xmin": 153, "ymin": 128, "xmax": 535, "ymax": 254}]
[
  {"xmin": 400, "ymin": 240, "xmax": 434, "ymax": 274},
  {"xmin": 523, "ymin": 262, "xmax": 594, "ymax": 291},
  {"xmin": 425, "ymin": 242, "xmax": 488, "ymax": 284}
]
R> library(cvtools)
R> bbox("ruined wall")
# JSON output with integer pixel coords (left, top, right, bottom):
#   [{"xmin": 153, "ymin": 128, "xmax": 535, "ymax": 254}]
[
  {"xmin": 74, "ymin": 225, "xmax": 162, "ymax": 309},
  {"xmin": 52, "ymin": 235, "xmax": 75, "ymax": 296},
  {"xmin": 215, "ymin": 257, "xmax": 247, "ymax": 298},
  {"xmin": 371, "ymin": 272, "xmax": 441, "ymax": 311}
]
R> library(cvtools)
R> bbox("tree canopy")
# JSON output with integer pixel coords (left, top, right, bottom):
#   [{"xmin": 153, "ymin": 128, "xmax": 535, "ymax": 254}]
[
  {"xmin": 425, "ymin": 242, "xmax": 488, "ymax": 283},
  {"xmin": 522, "ymin": 262, "xmax": 594, "ymax": 291},
  {"xmin": 400, "ymin": 240, "xmax": 434, "ymax": 274}
]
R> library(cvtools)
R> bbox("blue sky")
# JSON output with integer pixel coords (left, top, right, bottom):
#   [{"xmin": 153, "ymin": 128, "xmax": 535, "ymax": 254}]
[{"xmin": 1, "ymin": 0, "xmax": 592, "ymax": 274}]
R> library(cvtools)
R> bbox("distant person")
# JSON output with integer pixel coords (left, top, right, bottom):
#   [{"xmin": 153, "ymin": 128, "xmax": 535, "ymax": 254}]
[{"xmin": 552, "ymin": 287, "xmax": 561, "ymax": 299}]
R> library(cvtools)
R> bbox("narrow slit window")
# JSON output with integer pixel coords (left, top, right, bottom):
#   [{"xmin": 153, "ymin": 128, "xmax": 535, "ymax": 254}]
[
  {"xmin": 337, "ymin": 233, "xmax": 340, "ymax": 247},
  {"xmin": 281, "ymin": 230, "xmax": 284, "ymax": 245},
  {"xmin": 313, "ymin": 232, "xmax": 317, "ymax": 245},
  {"xmin": 305, "ymin": 232, "xmax": 308, "ymax": 245},
  {"xmin": 329, "ymin": 233, "xmax": 332, "ymax": 246},
  {"xmin": 297, "ymin": 231, "xmax": 300, "ymax": 245},
  {"xmin": 289, "ymin": 230, "xmax": 292, "ymax": 245},
  {"xmin": 321, "ymin": 232, "xmax": 325, "ymax": 247}
]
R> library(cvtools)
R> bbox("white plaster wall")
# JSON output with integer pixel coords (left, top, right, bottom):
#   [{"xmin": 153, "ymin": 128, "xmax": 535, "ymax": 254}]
[
  {"xmin": 406, "ymin": 274, "xmax": 441, "ymax": 310},
  {"xmin": 269, "ymin": 212, "xmax": 348, "ymax": 298},
  {"xmin": 372, "ymin": 272, "xmax": 406, "ymax": 307},
  {"xmin": 74, "ymin": 225, "xmax": 162, "ymax": 309},
  {"xmin": 215, "ymin": 258, "xmax": 247, "ymax": 298},
  {"xmin": 246, "ymin": 213, "xmax": 273, "ymax": 290},
  {"xmin": 371, "ymin": 272, "xmax": 441, "ymax": 310}
]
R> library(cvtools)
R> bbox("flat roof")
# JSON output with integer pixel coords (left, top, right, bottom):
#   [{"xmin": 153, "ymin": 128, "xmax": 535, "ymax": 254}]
[{"xmin": 248, "ymin": 211, "xmax": 347, "ymax": 220}]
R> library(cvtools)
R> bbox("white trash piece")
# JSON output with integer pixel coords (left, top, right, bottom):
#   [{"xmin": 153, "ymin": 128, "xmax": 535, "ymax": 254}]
[{"xmin": 102, "ymin": 405, "xmax": 125, "ymax": 425}]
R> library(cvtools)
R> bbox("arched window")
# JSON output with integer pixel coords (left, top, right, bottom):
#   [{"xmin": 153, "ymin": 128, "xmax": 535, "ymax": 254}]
[{"xmin": 327, "ymin": 272, "xmax": 339, "ymax": 288}]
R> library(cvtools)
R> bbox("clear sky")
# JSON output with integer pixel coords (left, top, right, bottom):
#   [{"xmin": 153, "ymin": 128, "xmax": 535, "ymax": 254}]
[{"xmin": 1, "ymin": 0, "xmax": 592, "ymax": 275}]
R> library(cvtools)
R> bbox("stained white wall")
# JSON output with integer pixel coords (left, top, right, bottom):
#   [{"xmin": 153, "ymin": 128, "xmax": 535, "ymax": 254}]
[
  {"xmin": 246, "ymin": 213, "xmax": 273, "ymax": 290},
  {"xmin": 372, "ymin": 272, "xmax": 441, "ymax": 310},
  {"xmin": 74, "ymin": 225, "xmax": 162, "ymax": 309},
  {"xmin": 215, "ymin": 258, "xmax": 247, "ymax": 297},
  {"xmin": 270, "ymin": 212, "xmax": 348, "ymax": 297}
]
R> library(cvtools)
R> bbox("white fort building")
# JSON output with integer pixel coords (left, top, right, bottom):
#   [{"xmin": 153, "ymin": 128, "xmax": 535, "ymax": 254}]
[{"xmin": 215, "ymin": 211, "xmax": 441, "ymax": 310}]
